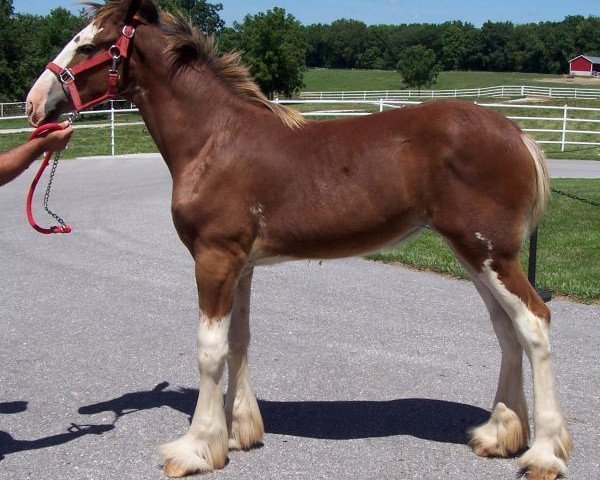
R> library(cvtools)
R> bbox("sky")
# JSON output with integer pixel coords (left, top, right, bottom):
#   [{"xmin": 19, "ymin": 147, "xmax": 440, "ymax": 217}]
[{"xmin": 12, "ymin": 0, "xmax": 600, "ymax": 26}]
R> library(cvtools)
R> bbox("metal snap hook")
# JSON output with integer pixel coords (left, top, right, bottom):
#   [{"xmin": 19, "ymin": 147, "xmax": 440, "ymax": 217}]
[{"xmin": 109, "ymin": 45, "xmax": 122, "ymax": 59}]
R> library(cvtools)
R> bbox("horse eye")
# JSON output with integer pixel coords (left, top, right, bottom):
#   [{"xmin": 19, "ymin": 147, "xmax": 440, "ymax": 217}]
[{"xmin": 77, "ymin": 44, "xmax": 97, "ymax": 55}]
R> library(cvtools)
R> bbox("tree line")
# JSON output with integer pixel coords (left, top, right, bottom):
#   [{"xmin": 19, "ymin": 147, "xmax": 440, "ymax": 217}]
[
  {"xmin": 1, "ymin": 0, "xmax": 599, "ymax": 102},
  {"xmin": 301, "ymin": 16, "xmax": 600, "ymax": 73}
]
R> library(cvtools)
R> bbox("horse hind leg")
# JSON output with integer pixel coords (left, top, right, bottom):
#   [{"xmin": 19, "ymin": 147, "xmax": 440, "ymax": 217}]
[
  {"xmin": 459, "ymin": 252, "xmax": 571, "ymax": 477},
  {"xmin": 476, "ymin": 257, "xmax": 572, "ymax": 479},
  {"xmin": 439, "ymin": 225, "xmax": 571, "ymax": 479},
  {"xmin": 467, "ymin": 276, "xmax": 530, "ymax": 458}
]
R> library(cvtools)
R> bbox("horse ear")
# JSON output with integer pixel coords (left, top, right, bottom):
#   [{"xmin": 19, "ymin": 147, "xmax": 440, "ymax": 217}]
[{"xmin": 122, "ymin": 0, "xmax": 159, "ymax": 24}]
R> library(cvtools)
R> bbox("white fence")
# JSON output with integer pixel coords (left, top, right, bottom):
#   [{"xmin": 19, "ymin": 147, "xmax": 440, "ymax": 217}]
[
  {"xmin": 276, "ymin": 99, "xmax": 600, "ymax": 152},
  {"xmin": 2, "ymin": 99, "xmax": 599, "ymax": 154},
  {"xmin": 299, "ymin": 85, "xmax": 600, "ymax": 101},
  {"xmin": 3, "ymin": 85, "xmax": 600, "ymax": 117}
]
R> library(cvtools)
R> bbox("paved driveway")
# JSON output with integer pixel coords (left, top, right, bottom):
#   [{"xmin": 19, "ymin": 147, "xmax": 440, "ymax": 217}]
[
  {"xmin": 547, "ymin": 159, "xmax": 600, "ymax": 178},
  {"xmin": 0, "ymin": 156, "xmax": 598, "ymax": 479}
]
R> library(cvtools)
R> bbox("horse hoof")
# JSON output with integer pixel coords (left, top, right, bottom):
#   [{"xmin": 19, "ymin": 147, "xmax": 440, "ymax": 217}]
[
  {"xmin": 158, "ymin": 434, "xmax": 228, "ymax": 477},
  {"xmin": 163, "ymin": 459, "xmax": 190, "ymax": 478},
  {"xmin": 524, "ymin": 466, "xmax": 561, "ymax": 480}
]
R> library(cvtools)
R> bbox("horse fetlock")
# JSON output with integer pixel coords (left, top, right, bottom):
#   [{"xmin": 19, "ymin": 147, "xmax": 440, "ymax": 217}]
[
  {"xmin": 158, "ymin": 432, "xmax": 228, "ymax": 478},
  {"xmin": 469, "ymin": 402, "xmax": 529, "ymax": 458},
  {"xmin": 226, "ymin": 394, "xmax": 264, "ymax": 450},
  {"xmin": 227, "ymin": 413, "xmax": 265, "ymax": 450},
  {"xmin": 518, "ymin": 422, "xmax": 572, "ymax": 480}
]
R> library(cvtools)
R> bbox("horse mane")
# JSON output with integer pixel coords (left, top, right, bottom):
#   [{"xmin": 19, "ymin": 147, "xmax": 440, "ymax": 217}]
[{"xmin": 89, "ymin": 1, "xmax": 305, "ymax": 129}]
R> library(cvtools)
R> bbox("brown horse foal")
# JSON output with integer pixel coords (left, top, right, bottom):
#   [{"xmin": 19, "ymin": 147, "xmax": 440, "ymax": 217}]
[{"xmin": 26, "ymin": 1, "xmax": 571, "ymax": 479}]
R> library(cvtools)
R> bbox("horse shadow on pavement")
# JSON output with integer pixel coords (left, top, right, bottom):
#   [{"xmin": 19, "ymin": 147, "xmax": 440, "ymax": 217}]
[
  {"xmin": 78, "ymin": 382, "xmax": 490, "ymax": 445},
  {"xmin": 0, "ymin": 400, "xmax": 113, "ymax": 461}
]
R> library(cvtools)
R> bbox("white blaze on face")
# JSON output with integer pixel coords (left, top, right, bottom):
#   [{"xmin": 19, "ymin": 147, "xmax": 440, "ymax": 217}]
[{"xmin": 26, "ymin": 22, "xmax": 103, "ymax": 126}]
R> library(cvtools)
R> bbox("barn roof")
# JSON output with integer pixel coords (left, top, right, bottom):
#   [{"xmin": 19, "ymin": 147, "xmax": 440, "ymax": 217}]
[{"xmin": 570, "ymin": 55, "xmax": 600, "ymax": 64}]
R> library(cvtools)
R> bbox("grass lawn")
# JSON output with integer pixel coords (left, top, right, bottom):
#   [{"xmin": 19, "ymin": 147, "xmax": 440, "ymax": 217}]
[
  {"xmin": 367, "ymin": 179, "xmax": 600, "ymax": 303},
  {"xmin": 303, "ymin": 69, "xmax": 600, "ymax": 92},
  {"xmin": 0, "ymin": 117, "xmax": 157, "ymax": 159},
  {"xmin": 300, "ymin": 69, "xmax": 600, "ymax": 160}
]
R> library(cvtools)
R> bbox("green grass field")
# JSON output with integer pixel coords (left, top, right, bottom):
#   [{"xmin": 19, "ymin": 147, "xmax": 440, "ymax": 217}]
[
  {"xmin": 300, "ymin": 69, "xmax": 600, "ymax": 159},
  {"xmin": 303, "ymin": 69, "xmax": 600, "ymax": 92},
  {"xmin": 368, "ymin": 179, "xmax": 600, "ymax": 303}
]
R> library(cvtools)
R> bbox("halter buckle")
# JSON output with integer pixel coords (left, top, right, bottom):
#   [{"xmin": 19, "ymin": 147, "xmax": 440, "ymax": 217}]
[{"xmin": 59, "ymin": 68, "xmax": 75, "ymax": 84}]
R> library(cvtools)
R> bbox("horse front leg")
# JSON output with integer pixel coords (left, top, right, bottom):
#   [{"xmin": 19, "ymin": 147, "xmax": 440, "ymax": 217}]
[
  {"xmin": 159, "ymin": 247, "xmax": 246, "ymax": 477},
  {"xmin": 225, "ymin": 267, "xmax": 265, "ymax": 450}
]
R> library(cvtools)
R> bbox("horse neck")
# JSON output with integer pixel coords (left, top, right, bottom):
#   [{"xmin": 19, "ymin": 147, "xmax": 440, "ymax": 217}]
[{"xmin": 127, "ymin": 34, "xmax": 238, "ymax": 176}]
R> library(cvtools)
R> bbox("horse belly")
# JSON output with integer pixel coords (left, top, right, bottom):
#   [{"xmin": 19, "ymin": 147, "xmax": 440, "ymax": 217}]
[{"xmin": 252, "ymin": 200, "xmax": 425, "ymax": 262}]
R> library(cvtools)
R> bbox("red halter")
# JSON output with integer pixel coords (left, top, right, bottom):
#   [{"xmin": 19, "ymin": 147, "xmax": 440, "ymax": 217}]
[{"xmin": 46, "ymin": 22, "xmax": 139, "ymax": 112}]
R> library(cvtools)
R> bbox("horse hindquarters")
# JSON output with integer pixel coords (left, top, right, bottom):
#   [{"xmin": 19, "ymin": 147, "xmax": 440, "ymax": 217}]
[{"xmin": 431, "ymin": 131, "xmax": 571, "ymax": 480}]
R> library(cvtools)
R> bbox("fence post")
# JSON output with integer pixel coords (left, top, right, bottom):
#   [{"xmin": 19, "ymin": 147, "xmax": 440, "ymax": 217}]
[
  {"xmin": 379, "ymin": 98, "xmax": 383, "ymax": 112},
  {"xmin": 110, "ymin": 100, "xmax": 115, "ymax": 156},
  {"xmin": 528, "ymin": 228, "xmax": 552, "ymax": 302},
  {"xmin": 561, "ymin": 104, "xmax": 568, "ymax": 153}
]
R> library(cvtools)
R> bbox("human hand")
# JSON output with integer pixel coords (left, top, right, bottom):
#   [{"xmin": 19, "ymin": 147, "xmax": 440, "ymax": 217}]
[{"xmin": 36, "ymin": 121, "xmax": 73, "ymax": 152}]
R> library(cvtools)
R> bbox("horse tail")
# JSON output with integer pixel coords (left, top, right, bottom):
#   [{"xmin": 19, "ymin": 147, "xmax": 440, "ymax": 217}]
[{"xmin": 521, "ymin": 133, "xmax": 550, "ymax": 231}]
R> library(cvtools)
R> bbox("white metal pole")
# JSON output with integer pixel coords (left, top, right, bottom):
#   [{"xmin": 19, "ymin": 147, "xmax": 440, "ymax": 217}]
[
  {"xmin": 561, "ymin": 104, "xmax": 568, "ymax": 153},
  {"xmin": 379, "ymin": 98, "xmax": 383, "ymax": 112},
  {"xmin": 110, "ymin": 100, "xmax": 115, "ymax": 156}
]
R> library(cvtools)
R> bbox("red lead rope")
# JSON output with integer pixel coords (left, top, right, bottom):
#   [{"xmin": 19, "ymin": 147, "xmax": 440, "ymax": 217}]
[{"xmin": 26, "ymin": 123, "xmax": 72, "ymax": 235}]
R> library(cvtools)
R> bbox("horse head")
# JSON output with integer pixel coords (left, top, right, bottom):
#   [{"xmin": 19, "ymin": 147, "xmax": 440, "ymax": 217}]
[{"xmin": 26, "ymin": 0, "xmax": 159, "ymax": 126}]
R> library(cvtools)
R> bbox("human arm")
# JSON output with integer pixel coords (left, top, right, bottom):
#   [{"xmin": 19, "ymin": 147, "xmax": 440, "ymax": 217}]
[{"xmin": 0, "ymin": 122, "xmax": 73, "ymax": 187}]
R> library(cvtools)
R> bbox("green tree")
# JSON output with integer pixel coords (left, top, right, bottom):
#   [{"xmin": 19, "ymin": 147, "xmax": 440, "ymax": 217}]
[
  {"xmin": 304, "ymin": 23, "xmax": 328, "ymax": 68},
  {"xmin": 157, "ymin": 0, "xmax": 224, "ymax": 34},
  {"xmin": 216, "ymin": 26, "xmax": 239, "ymax": 53},
  {"xmin": 324, "ymin": 19, "xmax": 368, "ymax": 68},
  {"xmin": 0, "ymin": 0, "xmax": 15, "ymax": 101},
  {"xmin": 365, "ymin": 25, "xmax": 397, "ymax": 69},
  {"xmin": 441, "ymin": 21, "xmax": 480, "ymax": 70},
  {"xmin": 396, "ymin": 45, "xmax": 440, "ymax": 89},
  {"xmin": 235, "ymin": 7, "xmax": 307, "ymax": 98},
  {"xmin": 509, "ymin": 24, "xmax": 545, "ymax": 72},
  {"xmin": 480, "ymin": 21, "xmax": 514, "ymax": 70}
]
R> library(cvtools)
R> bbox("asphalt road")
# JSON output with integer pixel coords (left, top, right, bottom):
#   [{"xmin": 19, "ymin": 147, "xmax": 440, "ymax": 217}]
[
  {"xmin": 0, "ymin": 156, "xmax": 598, "ymax": 480},
  {"xmin": 547, "ymin": 159, "xmax": 600, "ymax": 178}
]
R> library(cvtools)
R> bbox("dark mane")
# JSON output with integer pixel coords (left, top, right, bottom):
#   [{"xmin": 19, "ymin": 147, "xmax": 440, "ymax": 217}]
[{"xmin": 89, "ymin": 1, "xmax": 305, "ymax": 129}]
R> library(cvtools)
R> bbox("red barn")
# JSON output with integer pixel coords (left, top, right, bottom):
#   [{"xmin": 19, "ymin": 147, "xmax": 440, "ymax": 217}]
[{"xmin": 569, "ymin": 55, "xmax": 600, "ymax": 77}]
